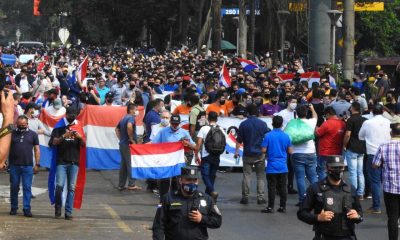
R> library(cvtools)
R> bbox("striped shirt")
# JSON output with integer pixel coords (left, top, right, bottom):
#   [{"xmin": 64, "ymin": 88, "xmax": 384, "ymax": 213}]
[{"xmin": 372, "ymin": 139, "xmax": 400, "ymax": 194}]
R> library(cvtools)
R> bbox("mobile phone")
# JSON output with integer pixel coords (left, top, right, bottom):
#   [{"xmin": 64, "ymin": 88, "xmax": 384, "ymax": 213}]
[{"xmin": 190, "ymin": 206, "xmax": 198, "ymax": 212}]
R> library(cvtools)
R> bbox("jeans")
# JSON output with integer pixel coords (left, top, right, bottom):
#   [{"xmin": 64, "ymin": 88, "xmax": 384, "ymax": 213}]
[
  {"xmin": 345, "ymin": 150, "xmax": 365, "ymax": 196},
  {"xmin": 367, "ymin": 154, "xmax": 381, "ymax": 210},
  {"xmin": 200, "ymin": 155, "xmax": 220, "ymax": 194},
  {"xmin": 9, "ymin": 165, "xmax": 33, "ymax": 211},
  {"xmin": 55, "ymin": 164, "xmax": 79, "ymax": 216},
  {"xmin": 242, "ymin": 155, "xmax": 266, "ymax": 200},
  {"xmin": 383, "ymin": 191, "xmax": 400, "ymax": 240},
  {"xmin": 266, "ymin": 173, "xmax": 287, "ymax": 209},
  {"xmin": 119, "ymin": 144, "xmax": 136, "ymax": 188},
  {"xmin": 292, "ymin": 153, "xmax": 318, "ymax": 202},
  {"xmin": 317, "ymin": 156, "xmax": 329, "ymax": 181}
]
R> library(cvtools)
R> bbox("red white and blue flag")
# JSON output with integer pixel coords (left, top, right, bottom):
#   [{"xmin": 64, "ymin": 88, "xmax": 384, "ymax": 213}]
[
  {"xmin": 225, "ymin": 133, "xmax": 243, "ymax": 157},
  {"xmin": 130, "ymin": 142, "xmax": 185, "ymax": 179},
  {"xmin": 237, "ymin": 58, "xmax": 259, "ymax": 72},
  {"xmin": 219, "ymin": 63, "xmax": 231, "ymax": 87},
  {"xmin": 76, "ymin": 56, "xmax": 88, "ymax": 81}
]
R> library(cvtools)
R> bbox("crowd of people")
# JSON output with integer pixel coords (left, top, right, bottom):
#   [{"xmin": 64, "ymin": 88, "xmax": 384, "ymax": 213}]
[{"xmin": 0, "ymin": 44, "xmax": 399, "ymax": 239}]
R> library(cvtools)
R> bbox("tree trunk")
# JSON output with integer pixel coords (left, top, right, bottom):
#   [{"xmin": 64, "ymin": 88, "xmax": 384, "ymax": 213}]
[
  {"xmin": 179, "ymin": 0, "xmax": 189, "ymax": 45},
  {"xmin": 238, "ymin": 0, "xmax": 247, "ymax": 58},
  {"xmin": 249, "ymin": 0, "xmax": 255, "ymax": 60},
  {"xmin": 211, "ymin": 0, "xmax": 222, "ymax": 52}
]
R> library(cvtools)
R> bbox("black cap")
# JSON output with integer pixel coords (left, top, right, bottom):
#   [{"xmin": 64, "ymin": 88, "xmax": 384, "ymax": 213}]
[
  {"xmin": 326, "ymin": 155, "xmax": 345, "ymax": 167},
  {"xmin": 105, "ymin": 92, "xmax": 114, "ymax": 98},
  {"xmin": 170, "ymin": 114, "xmax": 181, "ymax": 124},
  {"xmin": 180, "ymin": 166, "xmax": 199, "ymax": 179},
  {"xmin": 46, "ymin": 88, "xmax": 58, "ymax": 95}
]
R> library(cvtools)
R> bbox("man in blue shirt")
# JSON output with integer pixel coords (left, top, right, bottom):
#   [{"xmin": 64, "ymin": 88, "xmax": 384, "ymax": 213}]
[
  {"xmin": 235, "ymin": 104, "xmax": 270, "ymax": 205},
  {"xmin": 260, "ymin": 116, "xmax": 293, "ymax": 213},
  {"xmin": 115, "ymin": 103, "xmax": 141, "ymax": 191},
  {"xmin": 143, "ymin": 99, "xmax": 164, "ymax": 143},
  {"xmin": 96, "ymin": 78, "xmax": 110, "ymax": 105},
  {"xmin": 152, "ymin": 114, "xmax": 196, "ymax": 198}
]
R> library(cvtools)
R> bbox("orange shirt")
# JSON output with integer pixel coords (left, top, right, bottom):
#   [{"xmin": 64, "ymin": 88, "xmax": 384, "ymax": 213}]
[
  {"xmin": 224, "ymin": 100, "xmax": 235, "ymax": 114},
  {"xmin": 173, "ymin": 104, "xmax": 192, "ymax": 115},
  {"xmin": 206, "ymin": 103, "xmax": 228, "ymax": 116}
]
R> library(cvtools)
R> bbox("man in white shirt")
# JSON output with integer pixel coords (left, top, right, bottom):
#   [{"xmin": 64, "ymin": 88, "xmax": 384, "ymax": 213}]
[
  {"xmin": 359, "ymin": 104, "xmax": 391, "ymax": 214},
  {"xmin": 195, "ymin": 111, "xmax": 227, "ymax": 201},
  {"xmin": 277, "ymin": 96, "xmax": 298, "ymax": 194},
  {"xmin": 45, "ymin": 98, "xmax": 66, "ymax": 117},
  {"xmin": 277, "ymin": 96, "xmax": 297, "ymax": 129},
  {"xmin": 291, "ymin": 104, "xmax": 318, "ymax": 205}
]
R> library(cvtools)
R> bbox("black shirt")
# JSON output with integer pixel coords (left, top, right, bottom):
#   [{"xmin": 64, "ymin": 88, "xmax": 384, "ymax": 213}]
[
  {"xmin": 346, "ymin": 114, "xmax": 367, "ymax": 154},
  {"xmin": 49, "ymin": 125, "xmax": 82, "ymax": 165},
  {"xmin": 9, "ymin": 129, "xmax": 39, "ymax": 166}
]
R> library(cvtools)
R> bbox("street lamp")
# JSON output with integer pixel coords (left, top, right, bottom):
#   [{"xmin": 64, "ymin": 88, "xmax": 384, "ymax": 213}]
[
  {"xmin": 167, "ymin": 17, "xmax": 176, "ymax": 50},
  {"xmin": 326, "ymin": 10, "xmax": 342, "ymax": 64},
  {"xmin": 16, "ymin": 29, "xmax": 21, "ymax": 43},
  {"xmin": 277, "ymin": 10, "xmax": 290, "ymax": 62},
  {"xmin": 232, "ymin": 16, "xmax": 239, "ymax": 56}
]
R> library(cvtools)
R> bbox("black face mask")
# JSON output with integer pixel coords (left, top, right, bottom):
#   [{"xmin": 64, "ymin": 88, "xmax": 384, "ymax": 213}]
[
  {"xmin": 271, "ymin": 100, "xmax": 278, "ymax": 105},
  {"xmin": 254, "ymin": 99, "xmax": 262, "ymax": 106},
  {"xmin": 66, "ymin": 115, "xmax": 76, "ymax": 124},
  {"xmin": 129, "ymin": 84, "xmax": 135, "ymax": 89},
  {"xmin": 328, "ymin": 169, "xmax": 343, "ymax": 181},
  {"xmin": 148, "ymin": 82, "xmax": 154, "ymax": 88},
  {"xmin": 219, "ymin": 100, "xmax": 226, "ymax": 105},
  {"xmin": 387, "ymin": 97, "xmax": 393, "ymax": 102},
  {"xmin": 17, "ymin": 126, "xmax": 28, "ymax": 132}
]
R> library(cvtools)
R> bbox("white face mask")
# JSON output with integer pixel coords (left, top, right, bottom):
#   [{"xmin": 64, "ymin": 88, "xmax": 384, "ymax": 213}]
[
  {"xmin": 33, "ymin": 110, "xmax": 40, "ymax": 118},
  {"xmin": 160, "ymin": 118, "xmax": 169, "ymax": 127},
  {"xmin": 289, "ymin": 103, "xmax": 297, "ymax": 111},
  {"xmin": 134, "ymin": 110, "xmax": 139, "ymax": 116}
]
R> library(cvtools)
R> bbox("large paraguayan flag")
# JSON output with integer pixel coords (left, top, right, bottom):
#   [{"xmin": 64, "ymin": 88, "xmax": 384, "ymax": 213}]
[
  {"xmin": 237, "ymin": 58, "xmax": 259, "ymax": 72},
  {"xmin": 130, "ymin": 142, "xmax": 185, "ymax": 179},
  {"xmin": 225, "ymin": 133, "xmax": 243, "ymax": 157}
]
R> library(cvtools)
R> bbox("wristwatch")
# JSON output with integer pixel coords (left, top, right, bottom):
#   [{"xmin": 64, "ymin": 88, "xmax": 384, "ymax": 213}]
[
  {"xmin": 0, "ymin": 124, "xmax": 15, "ymax": 139},
  {"xmin": 35, "ymin": 164, "xmax": 41, "ymax": 167}
]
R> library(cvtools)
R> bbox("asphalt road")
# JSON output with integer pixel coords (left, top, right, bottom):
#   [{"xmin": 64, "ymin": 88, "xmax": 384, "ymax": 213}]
[{"xmin": 0, "ymin": 169, "xmax": 389, "ymax": 240}]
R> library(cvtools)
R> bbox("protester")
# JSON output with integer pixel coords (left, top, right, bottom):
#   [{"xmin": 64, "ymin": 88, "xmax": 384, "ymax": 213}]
[
  {"xmin": 291, "ymin": 105, "xmax": 318, "ymax": 205},
  {"xmin": 372, "ymin": 123, "xmax": 400, "ymax": 240},
  {"xmin": 329, "ymin": 92, "xmax": 351, "ymax": 119},
  {"xmin": 315, "ymin": 106, "xmax": 346, "ymax": 180},
  {"xmin": 235, "ymin": 104, "xmax": 270, "ymax": 205},
  {"xmin": 143, "ymin": 99, "xmax": 164, "ymax": 143},
  {"xmin": 115, "ymin": 103, "xmax": 141, "ymax": 191},
  {"xmin": 188, "ymin": 94, "xmax": 206, "ymax": 140},
  {"xmin": 49, "ymin": 107, "xmax": 85, "ymax": 220},
  {"xmin": 96, "ymin": 77, "xmax": 110, "ymax": 105},
  {"xmin": 359, "ymin": 104, "xmax": 391, "ymax": 214},
  {"xmin": 46, "ymin": 98, "xmax": 66, "ymax": 117},
  {"xmin": 206, "ymin": 91, "xmax": 228, "ymax": 116},
  {"xmin": 152, "ymin": 166, "xmax": 222, "ymax": 240},
  {"xmin": 195, "ymin": 111, "xmax": 226, "ymax": 201},
  {"xmin": 343, "ymin": 102, "xmax": 367, "ymax": 200},
  {"xmin": 151, "ymin": 114, "xmax": 196, "ymax": 197},
  {"xmin": 8, "ymin": 115, "xmax": 40, "ymax": 217},
  {"xmin": 261, "ymin": 116, "xmax": 293, "ymax": 213}
]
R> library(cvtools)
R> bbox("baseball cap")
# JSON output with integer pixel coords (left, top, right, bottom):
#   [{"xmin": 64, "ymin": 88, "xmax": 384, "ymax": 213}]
[
  {"xmin": 46, "ymin": 88, "xmax": 58, "ymax": 95},
  {"xmin": 105, "ymin": 92, "xmax": 114, "ymax": 98},
  {"xmin": 170, "ymin": 114, "xmax": 181, "ymax": 124},
  {"xmin": 180, "ymin": 166, "xmax": 199, "ymax": 179},
  {"xmin": 235, "ymin": 88, "xmax": 246, "ymax": 95},
  {"xmin": 53, "ymin": 98, "xmax": 62, "ymax": 110},
  {"xmin": 326, "ymin": 155, "xmax": 345, "ymax": 167}
]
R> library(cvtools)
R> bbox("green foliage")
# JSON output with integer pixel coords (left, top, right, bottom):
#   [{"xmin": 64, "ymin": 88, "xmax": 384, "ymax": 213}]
[{"xmin": 356, "ymin": 2, "xmax": 400, "ymax": 56}]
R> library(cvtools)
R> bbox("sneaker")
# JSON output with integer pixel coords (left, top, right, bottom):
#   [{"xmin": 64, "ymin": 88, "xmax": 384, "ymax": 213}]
[
  {"xmin": 366, "ymin": 207, "xmax": 381, "ymax": 214},
  {"xmin": 23, "ymin": 209, "xmax": 33, "ymax": 217},
  {"xmin": 365, "ymin": 195, "xmax": 372, "ymax": 199},
  {"xmin": 261, "ymin": 207, "xmax": 274, "ymax": 213},
  {"xmin": 210, "ymin": 191, "xmax": 219, "ymax": 202},
  {"xmin": 127, "ymin": 185, "xmax": 142, "ymax": 191},
  {"xmin": 257, "ymin": 198, "xmax": 267, "ymax": 205},
  {"xmin": 240, "ymin": 198, "xmax": 248, "ymax": 205},
  {"xmin": 65, "ymin": 214, "xmax": 74, "ymax": 220},
  {"xmin": 288, "ymin": 188, "xmax": 298, "ymax": 194},
  {"xmin": 9, "ymin": 208, "xmax": 17, "ymax": 216},
  {"xmin": 55, "ymin": 206, "xmax": 62, "ymax": 218},
  {"xmin": 31, "ymin": 195, "xmax": 36, "ymax": 199},
  {"xmin": 277, "ymin": 207, "xmax": 286, "ymax": 213}
]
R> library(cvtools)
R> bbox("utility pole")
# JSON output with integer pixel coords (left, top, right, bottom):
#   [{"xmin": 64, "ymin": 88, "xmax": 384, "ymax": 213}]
[
  {"xmin": 238, "ymin": 0, "xmax": 247, "ymax": 58},
  {"xmin": 343, "ymin": 0, "xmax": 355, "ymax": 81},
  {"xmin": 277, "ymin": 10, "xmax": 290, "ymax": 63},
  {"xmin": 249, "ymin": 0, "xmax": 255, "ymax": 60}
]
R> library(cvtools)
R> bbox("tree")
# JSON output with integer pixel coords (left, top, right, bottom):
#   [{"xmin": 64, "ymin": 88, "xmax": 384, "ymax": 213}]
[
  {"xmin": 356, "ymin": 1, "xmax": 400, "ymax": 56},
  {"xmin": 238, "ymin": 0, "xmax": 247, "ymax": 58},
  {"xmin": 211, "ymin": 0, "xmax": 222, "ymax": 52}
]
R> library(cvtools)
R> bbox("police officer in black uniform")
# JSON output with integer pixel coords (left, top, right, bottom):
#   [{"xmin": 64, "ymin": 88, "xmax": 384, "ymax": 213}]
[
  {"xmin": 152, "ymin": 166, "xmax": 222, "ymax": 240},
  {"xmin": 297, "ymin": 155, "xmax": 363, "ymax": 240}
]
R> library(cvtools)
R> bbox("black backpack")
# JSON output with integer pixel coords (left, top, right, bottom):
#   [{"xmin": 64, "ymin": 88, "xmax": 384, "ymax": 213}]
[{"xmin": 204, "ymin": 125, "xmax": 226, "ymax": 156}]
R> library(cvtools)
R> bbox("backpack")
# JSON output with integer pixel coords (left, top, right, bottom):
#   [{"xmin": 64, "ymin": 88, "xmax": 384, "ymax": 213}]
[
  {"xmin": 190, "ymin": 106, "xmax": 206, "ymax": 131},
  {"xmin": 204, "ymin": 125, "xmax": 226, "ymax": 155}
]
